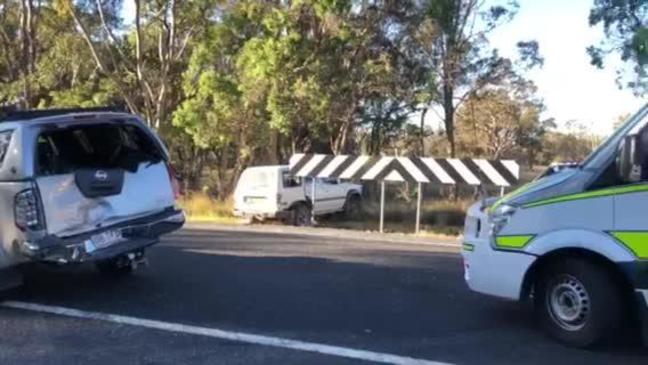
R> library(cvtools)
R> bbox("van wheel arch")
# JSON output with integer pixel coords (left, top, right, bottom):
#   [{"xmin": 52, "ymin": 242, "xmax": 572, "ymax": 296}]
[
  {"xmin": 346, "ymin": 190, "xmax": 361, "ymax": 200},
  {"xmin": 343, "ymin": 191, "xmax": 362, "ymax": 207},
  {"xmin": 522, "ymin": 248, "xmax": 634, "ymax": 301}
]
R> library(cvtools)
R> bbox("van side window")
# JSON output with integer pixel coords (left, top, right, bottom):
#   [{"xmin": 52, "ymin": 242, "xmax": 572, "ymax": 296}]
[
  {"xmin": 282, "ymin": 172, "xmax": 301, "ymax": 188},
  {"xmin": 638, "ymin": 127, "xmax": 648, "ymax": 181},
  {"xmin": 594, "ymin": 125, "xmax": 648, "ymax": 189}
]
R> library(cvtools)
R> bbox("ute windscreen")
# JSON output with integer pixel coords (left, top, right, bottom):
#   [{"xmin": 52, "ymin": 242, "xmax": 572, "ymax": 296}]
[{"xmin": 36, "ymin": 123, "xmax": 163, "ymax": 176}]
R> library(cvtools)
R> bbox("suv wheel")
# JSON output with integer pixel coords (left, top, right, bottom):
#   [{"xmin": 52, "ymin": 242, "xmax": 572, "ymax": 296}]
[
  {"xmin": 291, "ymin": 203, "xmax": 311, "ymax": 226},
  {"xmin": 534, "ymin": 258, "xmax": 624, "ymax": 347},
  {"xmin": 344, "ymin": 194, "xmax": 362, "ymax": 219}
]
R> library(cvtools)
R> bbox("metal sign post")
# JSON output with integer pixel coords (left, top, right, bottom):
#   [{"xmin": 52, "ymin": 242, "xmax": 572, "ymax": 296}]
[
  {"xmin": 311, "ymin": 178, "xmax": 316, "ymax": 224},
  {"xmin": 415, "ymin": 182, "xmax": 422, "ymax": 234},
  {"xmin": 379, "ymin": 181, "xmax": 385, "ymax": 233}
]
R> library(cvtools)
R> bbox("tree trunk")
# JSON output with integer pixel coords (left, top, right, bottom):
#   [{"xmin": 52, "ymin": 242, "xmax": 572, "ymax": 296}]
[
  {"xmin": 443, "ymin": 85, "xmax": 456, "ymax": 157},
  {"xmin": 19, "ymin": 0, "xmax": 34, "ymax": 108},
  {"xmin": 419, "ymin": 107, "xmax": 428, "ymax": 156}
]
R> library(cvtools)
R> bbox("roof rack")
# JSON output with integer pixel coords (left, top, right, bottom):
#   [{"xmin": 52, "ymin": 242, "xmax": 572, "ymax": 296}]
[{"xmin": 0, "ymin": 106, "xmax": 129, "ymax": 122}]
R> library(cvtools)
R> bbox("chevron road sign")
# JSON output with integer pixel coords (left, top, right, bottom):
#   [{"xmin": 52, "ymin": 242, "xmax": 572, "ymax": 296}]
[
  {"xmin": 288, "ymin": 153, "xmax": 519, "ymax": 187},
  {"xmin": 288, "ymin": 153, "xmax": 520, "ymax": 234}
]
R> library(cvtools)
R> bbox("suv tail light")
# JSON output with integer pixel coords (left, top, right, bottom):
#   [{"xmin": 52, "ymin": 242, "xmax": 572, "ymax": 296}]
[
  {"xmin": 166, "ymin": 163, "xmax": 181, "ymax": 200},
  {"xmin": 15, "ymin": 189, "xmax": 43, "ymax": 231}
]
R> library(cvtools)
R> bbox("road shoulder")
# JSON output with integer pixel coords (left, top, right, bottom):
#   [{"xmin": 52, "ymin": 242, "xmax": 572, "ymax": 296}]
[{"xmin": 184, "ymin": 222, "xmax": 461, "ymax": 248}]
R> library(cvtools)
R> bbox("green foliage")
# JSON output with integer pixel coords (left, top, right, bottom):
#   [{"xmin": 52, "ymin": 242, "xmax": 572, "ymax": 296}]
[
  {"xmin": 414, "ymin": 0, "xmax": 541, "ymax": 157},
  {"xmin": 0, "ymin": 0, "xmax": 592, "ymax": 199},
  {"xmin": 588, "ymin": 0, "xmax": 647, "ymax": 94}
]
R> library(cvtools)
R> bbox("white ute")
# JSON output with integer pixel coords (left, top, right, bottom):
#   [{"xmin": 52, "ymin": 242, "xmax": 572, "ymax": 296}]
[
  {"xmin": 462, "ymin": 104, "xmax": 648, "ymax": 347},
  {"xmin": 233, "ymin": 165, "xmax": 362, "ymax": 225}
]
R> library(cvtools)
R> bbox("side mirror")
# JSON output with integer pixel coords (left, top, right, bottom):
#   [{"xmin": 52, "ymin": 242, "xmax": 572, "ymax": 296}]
[{"xmin": 617, "ymin": 134, "xmax": 640, "ymax": 182}]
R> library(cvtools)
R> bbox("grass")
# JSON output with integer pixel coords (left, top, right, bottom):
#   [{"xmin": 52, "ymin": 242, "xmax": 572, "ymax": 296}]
[
  {"xmin": 177, "ymin": 193, "xmax": 242, "ymax": 224},
  {"xmin": 178, "ymin": 192, "xmax": 469, "ymax": 237},
  {"xmin": 318, "ymin": 198, "xmax": 470, "ymax": 237}
]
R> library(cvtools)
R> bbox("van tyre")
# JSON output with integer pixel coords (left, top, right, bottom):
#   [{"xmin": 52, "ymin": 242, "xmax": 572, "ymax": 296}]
[
  {"xmin": 291, "ymin": 203, "xmax": 311, "ymax": 226},
  {"xmin": 534, "ymin": 258, "xmax": 623, "ymax": 347},
  {"xmin": 344, "ymin": 194, "xmax": 362, "ymax": 219}
]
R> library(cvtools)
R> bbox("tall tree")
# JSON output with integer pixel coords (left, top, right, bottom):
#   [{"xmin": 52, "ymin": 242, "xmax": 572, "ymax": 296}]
[
  {"xmin": 588, "ymin": 0, "xmax": 647, "ymax": 95},
  {"xmin": 417, "ymin": 0, "xmax": 542, "ymax": 157},
  {"xmin": 456, "ymin": 89, "xmax": 551, "ymax": 161},
  {"xmin": 0, "ymin": 0, "xmax": 41, "ymax": 107},
  {"xmin": 65, "ymin": 0, "xmax": 217, "ymax": 129}
]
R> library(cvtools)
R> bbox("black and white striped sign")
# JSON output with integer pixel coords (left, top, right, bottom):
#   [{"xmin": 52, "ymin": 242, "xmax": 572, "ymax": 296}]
[{"xmin": 288, "ymin": 154, "xmax": 519, "ymax": 187}]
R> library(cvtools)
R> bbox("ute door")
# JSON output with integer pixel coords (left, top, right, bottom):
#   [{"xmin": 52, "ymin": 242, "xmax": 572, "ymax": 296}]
[{"xmin": 316, "ymin": 178, "xmax": 347, "ymax": 213}]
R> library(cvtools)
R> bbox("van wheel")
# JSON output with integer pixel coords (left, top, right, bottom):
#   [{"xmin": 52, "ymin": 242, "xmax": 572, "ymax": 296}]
[
  {"xmin": 291, "ymin": 203, "xmax": 311, "ymax": 226},
  {"xmin": 344, "ymin": 194, "xmax": 362, "ymax": 219},
  {"xmin": 96, "ymin": 257, "xmax": 134, "ymax": 277},
  {"xmin": 534, "ymin": 258, "xmax": 623, "ymax": 347}
]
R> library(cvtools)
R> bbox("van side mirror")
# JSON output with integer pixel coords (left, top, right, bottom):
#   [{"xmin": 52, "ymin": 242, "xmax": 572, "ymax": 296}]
[{"xmin": 617, "ymin": 134, "xmax": 640, "ymax": 182}]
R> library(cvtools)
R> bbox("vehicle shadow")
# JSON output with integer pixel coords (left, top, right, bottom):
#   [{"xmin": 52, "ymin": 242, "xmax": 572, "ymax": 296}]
[{"xmin": 4, "ymin": 228, "xmax": 648, "ymax": 364}]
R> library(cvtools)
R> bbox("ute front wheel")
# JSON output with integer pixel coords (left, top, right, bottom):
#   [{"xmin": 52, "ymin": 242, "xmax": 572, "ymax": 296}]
[{"xmin": 344, "ymin": 194, "xmax": 362, "ymax": 219}]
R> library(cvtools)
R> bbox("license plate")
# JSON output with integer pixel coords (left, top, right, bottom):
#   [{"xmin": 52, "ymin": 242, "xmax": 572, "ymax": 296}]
[{"xmin": 91, "ymin": 230, "xmax": 124, "ymax": 250}]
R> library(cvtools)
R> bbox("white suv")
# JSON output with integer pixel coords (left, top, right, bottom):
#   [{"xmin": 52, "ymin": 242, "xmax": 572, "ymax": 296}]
[
  {"xmin": 0, "ymin": 107, "xmax": 184, "ymax": 283},
  {"xmin": 233, "ymin": 165, "xmax": 362, "ymax": 225}
]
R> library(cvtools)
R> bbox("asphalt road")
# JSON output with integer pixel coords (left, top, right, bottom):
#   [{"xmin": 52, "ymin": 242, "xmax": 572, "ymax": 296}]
[{"xmin": 0, "ymin": 227, "xmax": 646, "ymax": 364}]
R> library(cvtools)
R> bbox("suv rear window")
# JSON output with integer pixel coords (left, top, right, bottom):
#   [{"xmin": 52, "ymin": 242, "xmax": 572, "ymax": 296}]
[{"xmin": 36, "ymin": 123, "xmax": 163, "ymax": 176}]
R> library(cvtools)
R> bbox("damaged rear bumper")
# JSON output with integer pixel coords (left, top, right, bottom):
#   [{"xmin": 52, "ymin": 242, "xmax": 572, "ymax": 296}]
[{"xmin": 20, "ymin": 208, "xmax": 185, "ymax": 264}]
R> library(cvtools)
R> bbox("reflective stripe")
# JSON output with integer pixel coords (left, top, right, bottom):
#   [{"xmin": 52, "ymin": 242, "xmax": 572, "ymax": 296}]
[
  {"xmin": 610, "ymin": 231, "xmax": 648, "ymax": 259},
  {"xmin": 495, "ymin": 235, "xmax": 534, "ymax": 249},
  {"xmin": 523, "ymin": 184, "xmax": 648, "ymax": 209},
  {"xmin": 297, "ymin": 154, "xmax": 326, "ymax": 177},
  {"xmin": 317, "ymin": 155, "xmax": 349, "ymax": 178},
  {"xmin": 361, "ymin": 157, "xmax": 393, "ymax": 180},
  {"xmin": 446, "ymin": 159, "xmax": 481, "ymax": 185},
  {"xmin": 462, "ymin": 243, "xmax": 475, "ymax": 252},
  {"xmin": 339, "ymin": 156, "xmax": 370, "ymax": 180}
]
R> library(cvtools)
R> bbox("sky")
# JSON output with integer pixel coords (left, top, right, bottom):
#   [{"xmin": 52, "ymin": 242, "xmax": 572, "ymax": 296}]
[{"xmin": 482, "ymin": 0, "xmax": 645, "ymax": 136}]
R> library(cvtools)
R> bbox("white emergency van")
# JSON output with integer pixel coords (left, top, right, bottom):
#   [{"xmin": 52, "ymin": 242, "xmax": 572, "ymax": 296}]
[{"xmin": 463, "ymin": 104, "xmax": 648, "ymax": 347}]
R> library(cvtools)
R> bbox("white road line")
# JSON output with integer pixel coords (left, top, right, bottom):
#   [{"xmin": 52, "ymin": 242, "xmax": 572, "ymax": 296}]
[{"xmin": 2, "ymin": 301, "xmax": 451, "ymax": 365}]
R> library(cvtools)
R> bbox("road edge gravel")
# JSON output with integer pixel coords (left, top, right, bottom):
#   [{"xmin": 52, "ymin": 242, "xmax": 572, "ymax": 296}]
[{"xmin": 183, "ymin": 222, "xmax": 461, "ymax": 248}]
